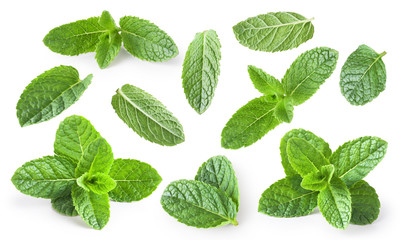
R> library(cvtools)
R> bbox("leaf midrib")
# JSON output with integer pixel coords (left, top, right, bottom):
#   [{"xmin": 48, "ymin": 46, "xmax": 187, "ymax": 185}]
[{"xmin": 245, "ymin": 18, "xmax": 313, "ymax": 30}]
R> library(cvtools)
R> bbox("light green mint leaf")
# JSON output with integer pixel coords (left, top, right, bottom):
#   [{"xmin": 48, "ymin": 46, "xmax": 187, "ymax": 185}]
[
  {"xmin": 95, "ymin": 31, "xmax": 122, "ymax": 69},
  {"xmin": 119, "ymin": 16, "xmax": 178, "ymax": 62},
  {"xmin": 195, "ymin": 155, "xmax": 239, "ymax": 210},
  {"xmin": 51, "ymin": 194, "xmax": 78, "ymax": 216},
  {"xmin": 161, "ymin": 180, "xmax": 238, "ymax": 228},
  {"xmin": 108, "ymin": 159, "xmax": 162, "ymax": 202},
  {"xmin": 349, "ymin": 180, "xmax": 380, "ymax": 225},
  {"xmin": 301, "ymin": 165, "xmax": 334, "ymax": 191},
  {"xmin": 111, "ymin": 84, "xmax": 185, "ymax": 146},
  {"xmin": 274, "ymin": 97, "xmax": 293, "ymax": 123},
  {"xmin": 282, "ymin": 47, "xmax": 338, "ymax": 106},
  {"xmin": 182, "ymin": 30, "xmax": 221, "ymax": 114},
  {"xmin": 43, "ymin": 16, "xmax": 107, "ymax": 56},
  {"xmin": 77, "ymin": 172, "xmax": 116, "ymax": 195},
  {"xmin": 16, "ymin": 66, "xmax": 92, "ymax": 127},
  {"xmin": 72, "ymin": 184, "xmax": 110, "ymax": 230},
  {"xmin": 99, "ymin": 11, "xmax": 118, "ymax": 31},
  {"xmin": 340, "ymin": 44, "xmax": 387, "ymax": 105},
  {"xmin": 258, "ymin": 175, "xmax": 318, "ymax": 217},
  {"xmin": 11, "ymin": 156, "xmax": 76, "ymax": 199},
  {"xmin": 329, "ymin": 136, "xmax": 387, "ymax": 187},
  {"xmin": 75, "ymin": 137, "xmax": 114, "ymax": 178},
  {"xmin": 221, "ymin": 96, "xmax": 281, "ymax": 149},
  {"xmin": 233, "ymin": 12, "xmax": 314, "ymax": 52},
  {"xmin": 248, "ymin": 65, "xmax": 284, "ymax": 97},
  {"xmin": 318, "ymin": 177, "xmax": 351, "ymax": 230},
  {"xmin": 286, "ymin": 137, "xmax": 330, "ymax": 178}
]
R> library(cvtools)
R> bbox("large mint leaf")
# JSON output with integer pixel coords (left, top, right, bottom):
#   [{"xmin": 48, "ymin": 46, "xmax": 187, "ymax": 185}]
[
  {"xmin": 108, "ymin": 159, "xmax": 162, "ymax": 202},
  {"xmin": 258, "ymin": 175, "xmax": 318, "ymax": 217},
  {"xmin": 195, "ymin": 156, "xmax": 239, "ymax": 210},
  {"xmin": 111, "ymin": 84, "xmax": 185, "ymax": 146},
  {"xmin": 182, "ymin": 30, "xmax": 221, "ymax": 114},
  {"xmin": 11, "ymin": 156, "xmax": 76, "ymax": 199},
  {"xmin": 340, "ymin": 45, "xmax": 387, "ymax": 105},
  {"xmin": 233, "ymin": 12, "xmax": 314, "ymax": 52},
  {"xmin": 221, "ymin": 96, "xmax": 281, "ymax": 149},
  {"xmin": 44, "ymin": 17, "xmax": 107, "ymax": 56},
  {"xmin": 77, "ymin": 172, "xmax": 116, "ymax": 195},
  {"xmin": 54, "ymin": 115, "xmax": 101, "ymax": 163},
  {"xmin": 282, "ymin": 47, "xmax": 338, "ymax": 106},
  {"xmin": 120, "ymin": 16, "xmax": 178, "ymax": 62},
  {"xmin": 330, "ymin": 136, "xmax": 387, "ymax": 187},
  {"xmin": 95, "ymin": 31, "xmax": 122, "ymax": 69},
  {"xmin": 318, "ymin": 177, "xmax": 351, "ymax": 229},
  {"xmin": 349, "ymin": 180, "xmax": 380, "ymax": 225},
  {"xmin": 161, "ymin": 180, "xmax": 238, "ymax": 228},
  {"xmin": 51, "ymin": 194, "xmax": 78, "ymax": 216},
  {"xmin": 72, "ymin": 184, "xmax": 109, "ymax": 230},
  {"xmin": 248, "ymin": 65, "xmax": 284, "ymax": 96},
  {"xmin": 280, "ymin": 129, "xmax": 332, "ymax": 176},
  {"xmin": 16, "ymin": 66, "xmax": 92, "ymax": 127}
]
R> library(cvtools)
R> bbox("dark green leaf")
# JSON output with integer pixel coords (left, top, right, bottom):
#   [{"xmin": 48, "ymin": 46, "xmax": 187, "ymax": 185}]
[
  {"xmin": 349, "ymin": 180, "xmax": 380, "ymax": 225},
  {"xmin": 51, "ymin": 194, "xmax": 78, "ymax": 216}
]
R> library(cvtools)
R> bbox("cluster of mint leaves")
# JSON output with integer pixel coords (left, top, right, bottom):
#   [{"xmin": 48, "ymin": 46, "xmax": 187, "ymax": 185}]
[
  {"xmin": 11, "ymin": 115, "xmax": 162, "ymax": 230},
  {"xmin": 258, "ymin": 129, "xmax": 387, "ymax": 229}
]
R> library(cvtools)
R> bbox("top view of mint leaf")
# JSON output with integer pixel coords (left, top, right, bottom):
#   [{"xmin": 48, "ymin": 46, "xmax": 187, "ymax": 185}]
[
  {"xmin": 11, "ymin": 115, "xmax": 162, "ymax": 230},
  {"xmin": 221, "ymin": 47, "xmax": 338, "ymax": 149},
  {"xmin": 43, "ymin": 10, "xmax": 179, "ymax": 69},
  {"xmin": 258, "ymin": 128, "xmax": 387, "ymax": 229}
]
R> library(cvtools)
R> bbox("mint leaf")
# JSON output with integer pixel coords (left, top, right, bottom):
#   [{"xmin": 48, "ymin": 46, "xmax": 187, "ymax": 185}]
[
  {"xmin": 301, "ymin": 165, "xmax": 334, "ymax": 191},
  {"xmin": 111, "ymin": 84, "xmax": 185, "ymax": 146},
  {"xmin": 221, "ymin": 96, "xmax": 281, "ymax": 149},
  {"xmin": 280, "ymin": 129, "xmax": 332, "ymax": 176},
  {"xmin": 77, "ymin": 172, "xmax": 116, "ymax": 195},
  {"xmin": 258, "ymin": 175, "xmax": 318, "ymax": 217},
  {"xmin": 108, "ymin": 159, "xmax": 162, "ymax": 202},
  {"xmin": 349, "ymin": 180, "xmax": 380, "ymax": 225},
  {"xmin": 44, "ymin": 17, "xmax": 107, "ymax": 56},
  {"xmin": 318, "ymin": 177, "xmax": 351, "ymax": 229},
  {"xmin": 233, "ymin": 12, "xmax": 314, "ymax": 52},
  {"xmin": 120, "ymin": 16, "xmax": 178, "ymax": 62},
  {"xmin": 11, "ymin": 156, "xmax": 76, "ymax": 199},
  {"xmin": 95, "ymin": 31, "xmax": 122, "ymax": 69},
  {"xmin": 195, "ymin": 155, "xmax": 239, "ymax": 210},
  {"xmin": 51, "ymin": 194, "xmax": 78, "ymax": 216},
  {"xmin": 282, "ymin": 47, "xmax": 338, "ymax": 106},
  {"xmin": 340, "ymin": 44, "xmax": 387, "ymax": 105},
  {"xmin": 248, "ymin": 65, "xmax": 284, "ymax": 96},
  {"xmin": 16, "ymin": 66, "xmax": 92, "ymax": 127},
  {"xmin": 330, "ymin": 136, "xmax": 387, "ymax": 187},
  {"xmin": 182, "ymin": 30, "xmax": 221, "ymax": 114},
  {"xmin": 161, "ymin": 180, "xmax": 238, "ymax": 228},
  {"xmin": 274, "ymin": 97, "xmax": 293, "ymax": 123},
  {"xmin": 71, "ymin": 184, "xmax": 110, "ymax": 230},
  {"xmin": 99, "ymin": 11, "xmax": 118, "ymax": 30}
]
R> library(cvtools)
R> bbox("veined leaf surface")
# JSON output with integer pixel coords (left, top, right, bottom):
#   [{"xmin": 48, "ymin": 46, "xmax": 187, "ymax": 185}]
[
  {"xmin": 95, "ymin": 31, "xmax": 122, "ymax": 69},
  {"xmin": 51, "ymin": 194, "xmax": 78, "ymax": 216},
  {"xmin": 349, "ymin": 180, "xmax": 380, "ymax": 225}
]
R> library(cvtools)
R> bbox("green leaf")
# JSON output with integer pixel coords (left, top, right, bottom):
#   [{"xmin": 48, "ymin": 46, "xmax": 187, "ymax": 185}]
[
  {"xmin": 274, "ymin": 97, "xmax": 293, "ymax": 123},
  {"xmin": 340, "ymin": 44, "xmax": 387, "ymax": 105},
  {"xmin": 233, "ymin": 12, "xmax": 314, "ymax": 52},
  {"xmin": 16, "ymin": 66, "xmax": 92, "ymax": 127},
  {"xmin": 329, "ymin": 136, "xmax": 387, "ymax": 187},
  {"xmin": 120, "ymin": 16, "xmax": 178, "ymax": 62},
  {"xmin": 108, "ymin": 159, "xmax": 162, "ymax": 202},
  {"xmin": 282, "ymin": 47, "xmax": 338, "ymax": 106},
  {"xmin": 43, "ymin": 16, "xmax": 107, "ymax": 56},
  {"xmin": 248, "ymin": 65, "xmax": 284, "ymax": 96},
  {"xmin": 77, "ymin": 172, "xmax": 116, "ymax": 195},
  {"xmin": 182, "ymin": 30, "xmax": 221, "ymax": 114},
  {"xmin": 221, "ymin": 96, "xmax": 281, "ymax": 149},
  {"xmin": 161, "ymin": 180, "xmax": 238, "ymax": 228},
  {"xmin": 195, "ymin": 155, "xmax": 239, "ymax": 210},
  {"xmin": 111, "ymin": 84, "xmax": 185, "ymax": 146},
  {"xmin": 54, "ymin": 115, "xmax": 101, "ymax": 163},
  {"xmin": 11, "ymin": 156, "xmax": 76, "ymax": 199},
  {"xmin": 95, "ymin": 31, "xmax": 122, "ymax": 69},
  {"xmin": 72, "ymin": 184, "xmax": 110, "ymax": 230},
  {"xmin": 51, "ymin": 194, "xmax": 78, "ymax": 216},
  {"xmin": 258, "ymin": 175, "xmax": 318, "ymax": 217},
  {"xmin": 99, "ymin": 11, "xmax": 118, "ymax": 30},
  {"xmin": 280, "ymin": 129, "xmax": 332, "ymax": 176},
  {"xmin": 301, "ymin": 165, "xmax": 334, "ymax": 191},
  {"xmin": 349, "ymin": 180, "xmax": 380, "ymax": 225},
  {"xmin": 286, "ymin": 137, "xmax": 330, "ymax": 178},
  {"xmin": 318, "ymin": 177, "xmax": 351, "ymax": 229},
  {"xmin": 75, "ymin": 138, "xmax": 114, "ymax": 178}
]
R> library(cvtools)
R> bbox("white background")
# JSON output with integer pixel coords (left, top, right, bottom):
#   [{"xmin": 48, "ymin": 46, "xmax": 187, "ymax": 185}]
[{"xmin": 1, "ymin": 0, "xmax": 401, "ymax": 239}]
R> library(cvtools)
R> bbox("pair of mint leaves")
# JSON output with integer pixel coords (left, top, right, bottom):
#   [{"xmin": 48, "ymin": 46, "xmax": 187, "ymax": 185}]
[
  {"xmin": 258, "ymin": 129, "xmax": 387, "ymax": 229},
  {"xmin": 161, "ymin": 156, "xmax": 239, "ymax": 228},
  {"xmin": 11, "ymin": 115, "xmax": 162, "ymax": 230},
  {"xmin": 44, "ymin": 11, "xmax": 178, "ymax": 68}
]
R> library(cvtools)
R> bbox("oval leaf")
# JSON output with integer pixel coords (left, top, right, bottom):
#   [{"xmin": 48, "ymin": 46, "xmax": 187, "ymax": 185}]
[
  {"xmin": 95, "ymin": 31, "xmax": 122, "ymax": 69},
  {"xmin": 51, "ymin": 194, "xmax": 78, "ymax": 216},
  {"xmin": 349, "ymin": 180, "xmax": 380, "ymax": 225}
]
